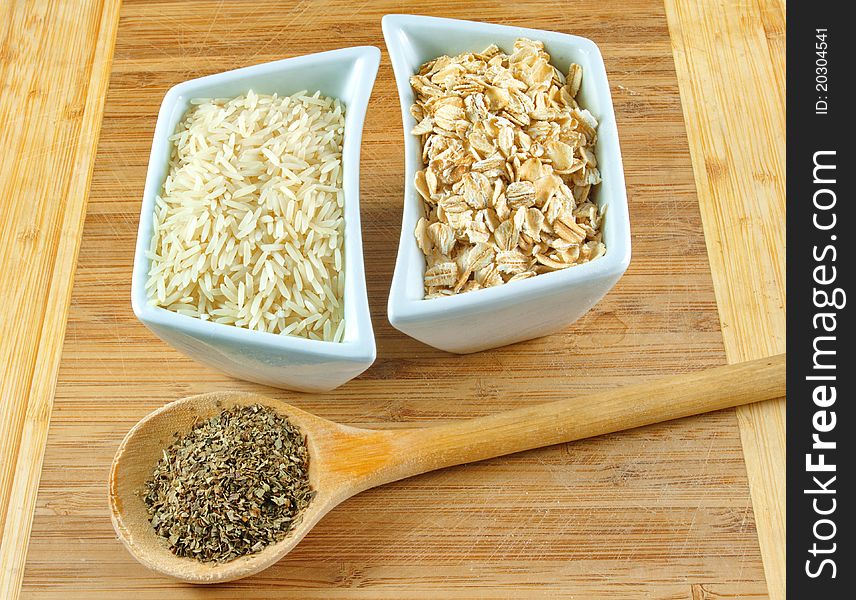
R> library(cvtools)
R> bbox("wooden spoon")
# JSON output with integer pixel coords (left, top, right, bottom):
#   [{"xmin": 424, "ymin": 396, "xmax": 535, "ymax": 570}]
[{"xmin": 109, "ymin": 353, "xmax": 784, "ymax": 583}]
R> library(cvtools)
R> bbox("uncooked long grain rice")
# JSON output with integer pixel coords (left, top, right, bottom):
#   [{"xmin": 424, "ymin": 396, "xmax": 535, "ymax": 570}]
[{"xmin": 145, "ymin": 89, "xmax": 346, "ymax": 342}]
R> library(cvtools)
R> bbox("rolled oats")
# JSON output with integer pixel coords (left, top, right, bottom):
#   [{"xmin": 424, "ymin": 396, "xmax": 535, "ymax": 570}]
[{"xmin": 411, "ymin": 38, "xmax": 606, "ymax": 297}]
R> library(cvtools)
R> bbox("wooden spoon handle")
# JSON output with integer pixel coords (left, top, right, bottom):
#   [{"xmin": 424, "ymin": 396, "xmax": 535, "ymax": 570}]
[{"xmin": 373, "ymin": 354, "xmax": 785, "ymax": 487}]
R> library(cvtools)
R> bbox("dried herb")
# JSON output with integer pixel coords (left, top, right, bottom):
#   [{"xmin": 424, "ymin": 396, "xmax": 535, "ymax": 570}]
[{"xmin": 143, "ymin": 403, "xmax": 314, "ymax": 562}]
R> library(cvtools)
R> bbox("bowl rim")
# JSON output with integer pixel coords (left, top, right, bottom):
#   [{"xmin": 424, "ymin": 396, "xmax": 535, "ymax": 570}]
[
  {"xmin": 130, "ymin": 46, "xmax": 381, "ymax": 364},
  {"xmin": 382, "ymin": 14, "xmax": 631, "ymax": 326}
]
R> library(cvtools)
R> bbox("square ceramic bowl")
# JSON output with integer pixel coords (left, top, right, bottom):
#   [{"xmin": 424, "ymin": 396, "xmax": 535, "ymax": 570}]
[
  {"xmin": 131, "ymin": 47, "xmax": 380, "ymax": 392},
  {"xmin": 382, "ymin": 15, "xmax": 631, "ymax": 354}
]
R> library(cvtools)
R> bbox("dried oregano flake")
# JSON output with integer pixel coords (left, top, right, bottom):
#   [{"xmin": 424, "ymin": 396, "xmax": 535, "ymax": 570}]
[{"xmin": 143, "ymin": 403, "xmax": 314, "ymax": 562}]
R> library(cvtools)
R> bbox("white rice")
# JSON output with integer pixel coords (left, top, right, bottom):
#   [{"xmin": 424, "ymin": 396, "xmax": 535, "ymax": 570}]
[{"xmin": 145, "ymin": 89, "xmax": 346, "ymax": 342}]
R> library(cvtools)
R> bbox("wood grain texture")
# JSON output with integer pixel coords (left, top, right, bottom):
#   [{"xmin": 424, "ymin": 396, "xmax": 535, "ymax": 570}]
[
  {"xmin": 0, "ymin": 0, "xmax": 120, "ymax": 597},
  {"xmin": 18, "ymin": 0, "xmax": 769, "ymax": 597},
  {"xmin": 663, "ymin": 1, "xmax": 786, "ymax": 597}
]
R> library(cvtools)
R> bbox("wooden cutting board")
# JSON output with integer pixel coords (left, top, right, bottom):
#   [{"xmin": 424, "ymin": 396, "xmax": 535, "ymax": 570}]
[{"xmin": 21, "ymin": 0, "xmax": 767, "ymax": 597}]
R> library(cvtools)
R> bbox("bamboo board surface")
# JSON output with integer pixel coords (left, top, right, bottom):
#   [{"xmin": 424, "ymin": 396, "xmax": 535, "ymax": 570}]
[
  {"xmin": 663, "ymin": 1, "xmax": 786, "ymax": 597},
  {"xmin": 2, "ymin": 0, "xmax": 783, "ymax": 597},
  {"xmin": 0, "ymin": 0, "xmax": 120, "ymax": 597}
]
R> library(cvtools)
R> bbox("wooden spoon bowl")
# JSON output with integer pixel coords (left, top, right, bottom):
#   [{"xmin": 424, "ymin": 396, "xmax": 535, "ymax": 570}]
[
  {"xmin": 109, "ymin": 391, "xmax": 398, "ymax": 583},
  {"xmin": 109, "ymin": 354, "xmax": 785, "ymax": 583}
]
